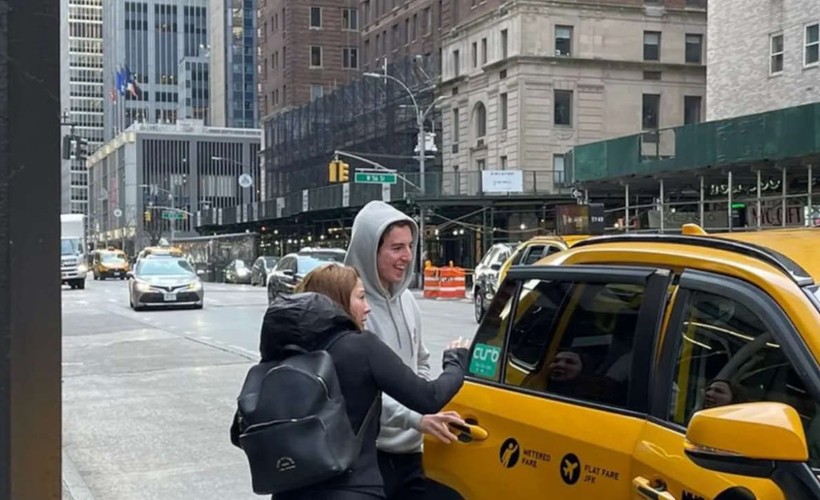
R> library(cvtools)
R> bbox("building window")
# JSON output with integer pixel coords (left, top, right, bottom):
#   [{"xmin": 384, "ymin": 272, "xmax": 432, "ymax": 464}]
[
  {"xmin": 805, "ymin": 24, "xmax": 819, "ymax": 67},
  {"xmin": 412, "ymin": 14, "xmax": 417, "ymax": 40},
  {"xmin": 452, "ymin": 108, "xmax": 460, "ymax": 144},
  {"xmin": 500, "ymin": 92, "xmax": 508, "ymax": 130},
  {"xmin": 310, "ymin": 46, "xmax": 322, "ymax": 67},
  {"xmin": 684, "ymin": 95, "xmax": 702, "ymax": 125},
  {"xmin": 501, "ymin": 29, "xmax": 508, "ymax": 58},
  {"xmin": 474, "ymin": 102, "xmax": 486, "ymax": 138},
  {"xmin": 685, "ymin": 34, "xmax": 702, "ymax": 63},
  {"xmin": 500, "ymin": 156, "xmax": 507, "ymax": 170},
  {"xmin": 405, "ymin": 18, "xmax": 410, "ymax": 44},
  {"xmin": 342, "ymin": 8, "xmax": 358, "ymax": 31},
  {"xmin": 310, "ymin": 7, "xmax": 322, "ymax": 29},
  {"xmin": 310, "ymin": 84, "xmax": 323, "ymax": 101},
  {"xmin": 770, "ymin": 33, "xmax": 784, "ymax": 75},
  {"xmin": 471, "ymin": 41, "xmax": 478, "ymax": 68},
  {"xmin": 644, "ymin": 31, "xmax": 661, "ymax": 61},
  {"xmin": 424, "ymin": 7, "xmax": 431, "ymax": 35},
  {"xmin": 642, "ymin": 93, "xmax": 660, "ymax": 129},
  {"xmin": 343, "ymin": 47, "xmax": 359, "ymax": 69},
  {"xmin": 452, "ymin": 0, "xmax": 459, "ymax": 24},
  {"xmin": 553, "ymin": 154, "xmax": 565, "ymax": 184},
  {"xmin": 453, "ymin": 49, "xmax": 460, "ymax": 76},
  {"xmin": 481, "ymin": 38, "xmax": 488, "ymax": 64},
  {"xmin": 392, "ymin": 23, "xmax": 400, "ymax": 50},
  {"xmin": 554, "ymin": 90, "xmax": 572, "ymax": 126},
  {"xmin": 555, "ymin": 25, "xmax": 572, "ymax": 56},
  {"xmin": 364, "ymin": 39, "xmax": 370, "ymax": 63}
]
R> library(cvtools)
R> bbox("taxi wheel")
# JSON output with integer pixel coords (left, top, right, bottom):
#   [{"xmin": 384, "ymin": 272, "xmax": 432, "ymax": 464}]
[{"xmin": 473, "ymin": 290, "xmax": 485, "ymax": 323}]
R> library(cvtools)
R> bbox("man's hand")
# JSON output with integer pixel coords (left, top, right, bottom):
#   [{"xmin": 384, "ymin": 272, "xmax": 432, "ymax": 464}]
[{"xmin": 418, "ymin": 411, "xmax": 466, "ymax": 444}]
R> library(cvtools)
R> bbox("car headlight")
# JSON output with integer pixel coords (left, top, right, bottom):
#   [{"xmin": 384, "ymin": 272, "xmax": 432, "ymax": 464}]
[
  {"xmin": 78, "ymin": 264, "xmax": 87, "ymax": 273},
  {"xmin": 237, "ymin": 269, "xmax": 249, "ymax": 276},
  {"xmin": 135, "ymin": 280, "xmax": 152, "ymax": 292},
  {"xmin": 187, "ymin": 281, "xmax": 202, "ymax": 291}
]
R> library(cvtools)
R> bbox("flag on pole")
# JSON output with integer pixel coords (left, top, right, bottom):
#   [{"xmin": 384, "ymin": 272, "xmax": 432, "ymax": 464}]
[
  {"xmin": 109, "ymin": 88, "xmax": 117, "ymax": 102},
  {"xmin": 125, "ymin": 67, "xmax": 141, "ymax": 99},
  {"xmin": 115, "ymin": 67, "xmax": 127, "ymax": 96}
]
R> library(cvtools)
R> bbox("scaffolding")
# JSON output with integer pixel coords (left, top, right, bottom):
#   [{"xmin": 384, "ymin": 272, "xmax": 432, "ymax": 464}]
[{"xmin": 261, "ymin": 55, "xmax": 441, "ymax": 199}]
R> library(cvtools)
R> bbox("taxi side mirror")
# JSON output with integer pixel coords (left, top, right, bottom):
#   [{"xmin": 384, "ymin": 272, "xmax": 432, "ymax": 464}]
[{"xmin": 685, "ymin": 402, "xmax": 820, "ymax": 500}]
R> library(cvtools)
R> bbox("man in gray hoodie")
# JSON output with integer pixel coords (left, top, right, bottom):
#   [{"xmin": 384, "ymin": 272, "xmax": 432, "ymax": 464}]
[{"xmin": 345, "ymin": 200, "xmax": 466, "ymax": 500}]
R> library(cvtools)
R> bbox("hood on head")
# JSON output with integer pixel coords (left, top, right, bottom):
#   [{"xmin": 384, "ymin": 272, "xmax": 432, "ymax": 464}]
[
  {"xmin": 344, "ymin": 201, "xmax": 418, "ymax": 299},
  {"xmin": 259, "ymin": 292, "xmax": 358, "ymax": 361}
]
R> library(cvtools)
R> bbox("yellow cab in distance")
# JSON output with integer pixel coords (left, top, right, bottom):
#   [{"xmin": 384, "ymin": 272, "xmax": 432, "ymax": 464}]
[
  {"xmin": 425, "ymin": 224, "xmax": 820, "ymax": 500},
  {"xmin": 91, "ymin": 248, "xmax": 130, "ymax": 280},
  {"xmin": 497, "ymin": 234, "xmax": 591, "ymax": 284},
  {"xmin": 136, "ymin": 245, "xmax": 184, "ymax": 261}
]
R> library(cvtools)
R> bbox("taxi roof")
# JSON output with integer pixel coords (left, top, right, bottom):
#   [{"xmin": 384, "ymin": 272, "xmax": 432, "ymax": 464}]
[{"xmin": 570, "ymin": 227, "xmax": 820, "ymax": 286}]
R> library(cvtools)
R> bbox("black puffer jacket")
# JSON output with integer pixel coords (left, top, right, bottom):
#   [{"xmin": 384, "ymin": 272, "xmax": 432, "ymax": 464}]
[{"xmin": 241, "ymin": 293, "xmax": 468, "ymax": 499}]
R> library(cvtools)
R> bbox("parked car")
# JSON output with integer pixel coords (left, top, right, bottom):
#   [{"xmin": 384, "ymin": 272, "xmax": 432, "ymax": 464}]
[
  {"xmin": 223, "ymin": 259, "xmax": 252, "ymax": 284},
  {"xmin": 91, "ymin": 249, "xmax": 130, "ymax": 280},
  {"xmin": 250, "ymin": 256, "xmax": 280, "ymax": 286},
  {"xmin": 425, "ymin": 225, "xmax": 820, "ymax": 500},
  {"xmin": 127, "ymin": 257, "xmax": 203, "ymax": 311},
  {"xmin": 472, "ymin": 243, "xmax": 515, "ymax": 323},
  {"xmin": 267, "ymin": 248, "xmax": 346, "ymax": 303}
]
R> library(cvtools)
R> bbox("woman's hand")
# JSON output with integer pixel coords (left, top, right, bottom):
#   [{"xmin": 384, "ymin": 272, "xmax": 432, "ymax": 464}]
[{"xmin": 447, "ymin": 337, "xmax": 471, "ymax": 350}]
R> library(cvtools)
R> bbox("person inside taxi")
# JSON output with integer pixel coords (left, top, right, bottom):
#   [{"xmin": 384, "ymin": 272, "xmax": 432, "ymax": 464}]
[
  {"xmin": 545, "ymin": 349, "xmax": 607, "ymax": 401},
  {"xmin": 702, "ymin": 379, "xmax": 747, "ymax": 409}
]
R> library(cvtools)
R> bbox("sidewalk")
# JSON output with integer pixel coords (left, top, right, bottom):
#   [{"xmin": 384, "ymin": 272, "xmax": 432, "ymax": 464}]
[{"xmin": 62, "ymin": 309, "xmax": 258, "ymax": 499}]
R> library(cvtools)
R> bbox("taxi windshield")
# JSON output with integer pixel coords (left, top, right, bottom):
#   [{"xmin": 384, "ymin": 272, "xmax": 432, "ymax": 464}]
[
  {"xmin": 138, "ymin": 259, "xmax": 195, "ymax": 277},
  {"xmin": 101, "ymin": 253, "xmax": 126, "ymax": 264}
]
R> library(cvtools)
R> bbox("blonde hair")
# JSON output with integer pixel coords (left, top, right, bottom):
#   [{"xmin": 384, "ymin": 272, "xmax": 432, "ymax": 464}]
[{"xmin": 296, "ymin": 263, "xmax": 363, "ymax": 329}]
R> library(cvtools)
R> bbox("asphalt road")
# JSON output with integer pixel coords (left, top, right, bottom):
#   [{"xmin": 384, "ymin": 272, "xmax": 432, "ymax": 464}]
[{"xmin": 61, "ymin": 277, "xmax": 476, "ymax": 499}]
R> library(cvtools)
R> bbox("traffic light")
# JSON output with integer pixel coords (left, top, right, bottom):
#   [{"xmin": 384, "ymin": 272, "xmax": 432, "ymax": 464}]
[
  {"xmin": 144, "ymin": 210, "xmax": 151, "ymax": 223},
  {"xmin": 76, "ymin": 138, "xmax": 89, "ymax": 160},
  {"xmin": 328, "ymin": 160, "xmax": 350, "ymax": 183},
  {"xmin": 338, "ymin": 161, "xmax": 349, "ymax": 182},
  {"xmin": 62, "ymin": 136, "xmax": 73, "ymax": 160}
]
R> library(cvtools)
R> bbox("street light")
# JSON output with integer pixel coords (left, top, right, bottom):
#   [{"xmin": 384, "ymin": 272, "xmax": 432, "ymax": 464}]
[
  {"xmin": 364, "ymin": 71, "xmax": 442, "ymax": 287},
  {"xmin": 363, "ymin": 72, "xmax": 443, "ymax": 196},
  {"xmin": 139, "ymin": 184, "xmax": 176, "ymax": 244}
]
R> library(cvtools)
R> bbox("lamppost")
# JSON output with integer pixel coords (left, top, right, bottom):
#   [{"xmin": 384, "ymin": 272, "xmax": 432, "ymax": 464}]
[
  {"xmin": 363, "ymin": 71, "xmax": 443, "ymax": 285},
  {"xmin": 139, "ymin": 184, "xmax": 175, "ymax": 243}
]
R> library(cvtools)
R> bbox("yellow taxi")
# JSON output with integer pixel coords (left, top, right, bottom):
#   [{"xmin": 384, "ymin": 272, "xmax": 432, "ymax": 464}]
[
  {"xmin": 426, "ymin": 225, "xmax": 820, "ymax": 500},
  {"xmin": 136, "ymin": 245, "xmax": 184, "ymax": 260},
  {"xmin": 91, "ymin": 249, "xmax": 130, "ymax": 280}
]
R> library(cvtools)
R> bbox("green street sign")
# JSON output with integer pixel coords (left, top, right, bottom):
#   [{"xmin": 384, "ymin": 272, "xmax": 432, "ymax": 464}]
[
  {"xmin": 354, "ymin": 172, "xmax": 397, "ymax": 184},
  {"xmin": 161, "ymin": 211, "xmax": 186, "ymax": 220}
]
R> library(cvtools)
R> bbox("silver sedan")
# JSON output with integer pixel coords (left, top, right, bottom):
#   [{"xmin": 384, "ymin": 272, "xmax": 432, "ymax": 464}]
[{"xmin": 128, "ymin": 257, "xmax": 204, "ymax": 310}]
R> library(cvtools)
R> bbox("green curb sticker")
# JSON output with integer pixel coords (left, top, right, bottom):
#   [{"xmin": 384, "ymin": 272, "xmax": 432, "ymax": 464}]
[{"xmin": 469, "ymin": 343, "xmax": 501, "ymax": 378}]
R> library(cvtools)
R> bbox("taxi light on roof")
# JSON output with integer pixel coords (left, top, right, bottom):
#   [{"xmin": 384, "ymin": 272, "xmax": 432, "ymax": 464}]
[{"xmin": 681, "ymin": 224, "xmax": 708, "ymax": 236}]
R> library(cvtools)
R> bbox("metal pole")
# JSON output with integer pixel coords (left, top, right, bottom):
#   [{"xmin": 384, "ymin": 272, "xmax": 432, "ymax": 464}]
[
  {"xmin": 809, "ymin": 164, "xmax": 813, "ymax": 227},
  {"xmin": 625, "ymin": 183, "xmax": 630, "ymax": 233},
  {"xmin": 418, "ymin": 206, "xmax": 425, "ymax": 287},
  {"xmin": 782, "ymin": 166, "xmax": 787, "ymax": 228},
  {"xmin": 170, "ymin": 193, "xmax": 175, "ymax": 243},
  {"xmin": 756, "ymin": 169, "xmax": 762, "ymax": 231},
  {"xmin": 727, "ymin": 170, "xmax": 733, "ymax": 231},
  {"xmin": 659, "ymin": 178, "xmax": 665, "ymax": 234},
  {"xmin": 699, "ymin": 175, "xmax": 705, "ymax": 227},
  {"xmin": 418, "ymin": 112, "xmax": 426, "ymax": 195}
]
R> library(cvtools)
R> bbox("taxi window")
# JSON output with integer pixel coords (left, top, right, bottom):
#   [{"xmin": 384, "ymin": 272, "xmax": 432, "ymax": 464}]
[
  {"xmin": 667, "ymin": 290, "xmax": 820, "ymax": 466},
  {"xmin": 520, "ymin": 246, "xmax": 546, "ymax": 265},
  {"xmin": 503, "ymin": 279, "xmax": 646, "ymax": 408},
  {"xmin": 467, "ymin": 279, "xmax": 518, "ymax": 382}
]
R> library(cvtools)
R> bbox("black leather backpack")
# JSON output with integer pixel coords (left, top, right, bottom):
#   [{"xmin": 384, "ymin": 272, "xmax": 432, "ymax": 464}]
[{"xmin": 231, "ymin": 333, "xmax": 379, "ymax": 495}]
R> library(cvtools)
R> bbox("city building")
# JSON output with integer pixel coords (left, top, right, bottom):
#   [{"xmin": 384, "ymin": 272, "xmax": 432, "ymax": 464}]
[
  {"xmin": 439, "ymin": 0, "xmax": 707, "ymax": 197},
  {"xmin": 209, "ymin": 0, "xmax": 259, "ymax": 128},
  {"xmin": 359, "ymin": 0, "xmax": 438, "ymax": 73},
  {"xmin": 86, "ymin": 120, "xmax": 261, "ymax": 253},
  {"xmin": 707, "ymin": 0, "xmax": 820, "ymax": 121},
  {"xmin": 60, "ymin": 0, "xmax": 104, "ymax": 214},
  {"xmin": 257, "ymin": 0, "xmax": 361, "ymax": 118},
  {"xmin": 102, "ymin": 0, "xmax": 211, "ymax": 141}
]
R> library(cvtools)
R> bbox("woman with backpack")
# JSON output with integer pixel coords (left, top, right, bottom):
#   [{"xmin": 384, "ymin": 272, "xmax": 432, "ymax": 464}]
[{"xmin": 233, "ymin": 263, "xmax": 470, "ymax": 500}]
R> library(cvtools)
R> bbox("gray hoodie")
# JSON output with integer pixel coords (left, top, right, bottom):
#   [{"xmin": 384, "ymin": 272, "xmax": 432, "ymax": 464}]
[{"xmin": 345, "ymin": 201, "xmax": 431, "ymax": 454}]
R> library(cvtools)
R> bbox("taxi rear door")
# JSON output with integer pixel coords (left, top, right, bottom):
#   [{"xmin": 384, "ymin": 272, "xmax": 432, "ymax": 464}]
[{"xmin": 425, "ymin": 265, "xmax": 672, "ymax": 499}]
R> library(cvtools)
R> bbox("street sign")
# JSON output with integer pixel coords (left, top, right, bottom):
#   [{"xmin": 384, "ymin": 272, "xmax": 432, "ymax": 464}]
[
  {"xmin": 161, "ymin": 210, "xmax": 185, "ymax": 220},
  {"xmin": 113, "ymin": 208, "xmax": 123, "ymax": 218},
  {"xmin": 354, "ymin": 172, "xmax": 397, "ymax": 184},
  {"xmin": 238, "ymin": 173, "xmax": 253, "ymax": 189}
]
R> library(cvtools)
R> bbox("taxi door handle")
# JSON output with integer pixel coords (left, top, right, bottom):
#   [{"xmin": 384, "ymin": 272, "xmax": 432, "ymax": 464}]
[
  {"xmin": 448, "ymin": 422, "xmax": 489, "ymax": 442},
  {"xmin": 633, "ymin": 477, "xmax": 676, "ymax": 500}
]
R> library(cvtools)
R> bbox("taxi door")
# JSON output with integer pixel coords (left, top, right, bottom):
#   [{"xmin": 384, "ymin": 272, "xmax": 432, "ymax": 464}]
[
  {"xmin": 630, "ymin": 269, "xmax": 819, "ymax": 500},
  {"xmin": 425, "ymin": 265, "xmax": 672, "ymax": 499}
]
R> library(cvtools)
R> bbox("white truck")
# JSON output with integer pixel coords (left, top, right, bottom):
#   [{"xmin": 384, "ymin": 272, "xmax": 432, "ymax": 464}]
[{"xmin": 61, "ymin": 214, "xmax": 88, "ymax": 289}]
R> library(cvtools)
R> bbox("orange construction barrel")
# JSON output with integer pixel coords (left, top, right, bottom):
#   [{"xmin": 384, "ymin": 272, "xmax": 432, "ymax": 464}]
[
  {"xmin": 423, "ymin": 266, "xmax": 440, "ymax": 299},
  {"xmin": 438, "ymin": 264, "xmax": 466, "ymax": 299}
]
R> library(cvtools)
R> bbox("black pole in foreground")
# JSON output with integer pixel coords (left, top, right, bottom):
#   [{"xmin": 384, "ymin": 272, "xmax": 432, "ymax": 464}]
[{"xmin": 0, "ymin": 0, "xmax": 61, "ymax": 497}]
